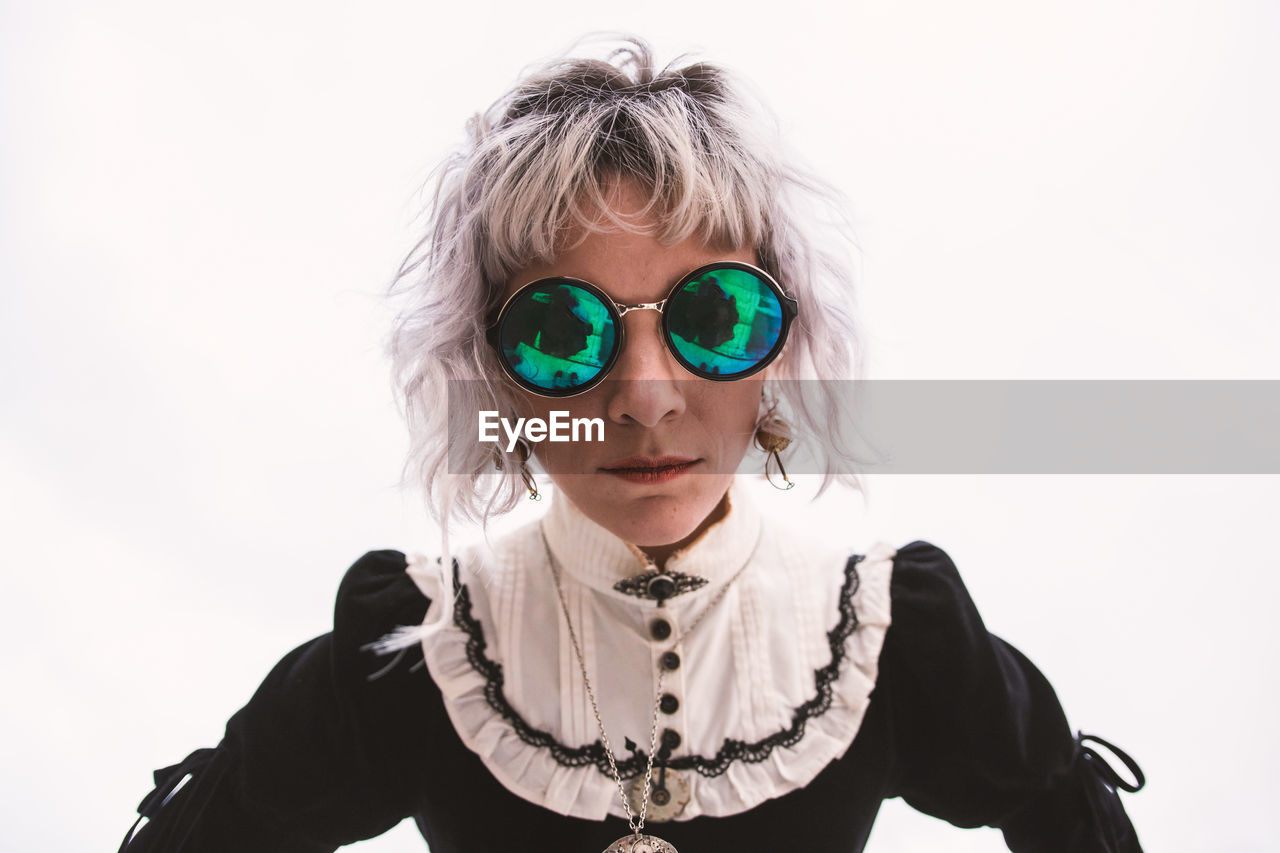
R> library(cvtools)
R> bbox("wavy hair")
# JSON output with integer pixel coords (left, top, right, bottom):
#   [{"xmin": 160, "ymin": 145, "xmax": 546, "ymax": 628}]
[{"xmin": 389, "ymin": 36, "xmax": 863, "ymax": 536}]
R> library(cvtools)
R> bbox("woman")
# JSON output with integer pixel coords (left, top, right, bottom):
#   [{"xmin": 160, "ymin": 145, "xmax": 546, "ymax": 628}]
[{"xmin": 119, "ymin": 39, "xmax": 1144, "ymax": 853}]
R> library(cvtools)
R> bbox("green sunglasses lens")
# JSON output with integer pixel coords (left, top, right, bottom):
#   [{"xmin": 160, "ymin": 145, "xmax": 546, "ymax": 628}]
[
  {"xmin": 497, "ymin": 282, "xmax": 617, "ymax": 392},
  {"xmin": 666, "ymin": 267, "xmax": 786, "ymax": 377}
]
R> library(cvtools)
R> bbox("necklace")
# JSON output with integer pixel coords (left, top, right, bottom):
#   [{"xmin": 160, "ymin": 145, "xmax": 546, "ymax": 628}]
[{"xmin": 541, "ymin": 525, "xmax": 757, "ymax": 853}]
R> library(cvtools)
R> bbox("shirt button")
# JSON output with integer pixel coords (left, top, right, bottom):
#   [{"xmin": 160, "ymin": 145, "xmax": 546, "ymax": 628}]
[
  {"xmin": 661, "ymin": 651, "xmax": 681, "ymax": 671},
  {"xmin": 650, "ymin": 619, "xmax": 672, "ymax": 641},
  {"xmin": 659, "ymin": 693, "xmax": 679, "ymax": 714},
  {"xmin": 661, "ymin": 729, "xmax": 682, "ymax": 751}
]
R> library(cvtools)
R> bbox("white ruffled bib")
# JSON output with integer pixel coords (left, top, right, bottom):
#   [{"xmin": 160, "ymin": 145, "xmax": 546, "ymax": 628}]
[{"xmin": 404, "ymin": 480, "xmax": 895, "ymax": 821}]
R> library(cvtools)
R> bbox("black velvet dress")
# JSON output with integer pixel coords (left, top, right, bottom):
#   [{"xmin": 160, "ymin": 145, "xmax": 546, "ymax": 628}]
[{"xmin": 119, "ymin": 542, "xmax": 1144, "ymax": 852}]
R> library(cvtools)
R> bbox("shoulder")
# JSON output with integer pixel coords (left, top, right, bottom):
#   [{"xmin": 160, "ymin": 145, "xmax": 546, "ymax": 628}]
[
  {"xmin": 328, "ymin": 550, "xmax": 434, "ymax": 669},
  {"xmin": 325, "ymin": 552, "xmax": 447, "ymax": 759},
  {"xmin": 885, "ymin": 540, "xmax": 981, "ymax": 630},
  {"xmin": 447, "ymin": 518, "xmax": 548, "ymax": 623},
  {"xmin": 890, "ymin": 539, "xmax": 964, "ymax": 584},
  {"xmin": 337, "ymin": 549, "xmax": 411, "ymax": 600},
  {"xmin": 335, "ymin": 550, "xmax": 421, "ymax": 621},
  {"xmin": 878, "ymin": 540, "xmax": 1003, "ymax": 698},
  {"xmin": 889, "ymin": 536, "xmax": 966, "ymax": 581},
  {"xmin": 872, "ymin": 543, "xmax": 1146, "ymax": 845},
  {"xmin": 460, "ymin": 518, "xmax": 546, "ymax": 584}
]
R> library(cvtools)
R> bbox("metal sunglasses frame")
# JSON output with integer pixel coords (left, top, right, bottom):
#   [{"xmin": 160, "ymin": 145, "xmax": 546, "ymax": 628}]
[{"xmin": 485, "ymin": 260, "xmax": 799, "ymax": 398}]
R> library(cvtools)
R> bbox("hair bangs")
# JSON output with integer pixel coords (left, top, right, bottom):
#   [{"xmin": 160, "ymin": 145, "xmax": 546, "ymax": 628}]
[{"xmin": 477, "ymin": 64, "xmax": 773, "ymax": 290}]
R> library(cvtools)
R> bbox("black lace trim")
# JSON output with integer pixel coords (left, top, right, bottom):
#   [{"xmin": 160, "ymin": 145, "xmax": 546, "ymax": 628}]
[
  {"xmin": 450, "ymin": 554, "xmax": 865, "ymax": 780},
  {"xmin": 450, "ymin": 564, "xmax": 649, "ymax": 778}
]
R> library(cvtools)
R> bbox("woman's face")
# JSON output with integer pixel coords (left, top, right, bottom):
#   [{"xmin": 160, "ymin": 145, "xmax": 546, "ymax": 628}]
[{"xmin": 502, "ymin": 186, "xmax": 764, "ymax": 559}]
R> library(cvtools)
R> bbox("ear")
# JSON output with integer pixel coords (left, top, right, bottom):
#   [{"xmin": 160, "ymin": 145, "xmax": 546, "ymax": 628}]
[{"xmin": 758, "ymin": 358, "xmax": 786, "ymax": 387}]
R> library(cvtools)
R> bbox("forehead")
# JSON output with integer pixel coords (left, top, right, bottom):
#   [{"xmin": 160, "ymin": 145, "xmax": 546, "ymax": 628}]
[
  {"xmin": 504, "ymin": 182, "xmax": 757, "ymax": 303},
  {"xmin": 507, "ymin": 230, "xmax": 754, "ymax": 299}
]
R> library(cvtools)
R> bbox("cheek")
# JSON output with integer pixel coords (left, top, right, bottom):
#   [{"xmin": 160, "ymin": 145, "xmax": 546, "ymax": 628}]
[
  {"xmin": 689, "ymin": 381, "xmax": 763, "ymax": 466},
  {"xmin": 722, "ymin": 379, "xmax": 764, "ymax": 428},
  {"xmin": 517, "ymin": 391, "xmax": 608, "ymax": 473}
]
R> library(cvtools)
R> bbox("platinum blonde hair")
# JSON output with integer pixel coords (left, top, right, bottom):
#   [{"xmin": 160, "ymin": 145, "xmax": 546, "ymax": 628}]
[{"xmin": 389, "ymin": 37, "xmax": 863, "ymax": 534}]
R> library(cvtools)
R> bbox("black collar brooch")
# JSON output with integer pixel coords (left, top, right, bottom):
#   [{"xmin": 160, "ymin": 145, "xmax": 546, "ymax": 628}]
[{"xmin": 613, "ymin": 569, "xmax": 708, "ymax": 605}]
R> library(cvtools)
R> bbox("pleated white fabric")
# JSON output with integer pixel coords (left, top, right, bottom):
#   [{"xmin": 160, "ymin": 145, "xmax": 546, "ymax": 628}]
[{"xmin": 405, "ymin": 480, "xmax": 896, "ymax": 821}]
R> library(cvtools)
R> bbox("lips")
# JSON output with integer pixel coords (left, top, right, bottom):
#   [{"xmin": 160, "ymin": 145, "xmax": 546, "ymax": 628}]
[
  {"xmin": 601, "ymin": 455, "xmax": 699, "ymax": 471},
  {"xmin": 600, "ymin": 455, "xmax": 701, "ymax": 484}
]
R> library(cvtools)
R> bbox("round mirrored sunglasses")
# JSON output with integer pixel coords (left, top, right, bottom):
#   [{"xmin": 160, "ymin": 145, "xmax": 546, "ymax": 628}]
[{"xmin": 486, "ymin": 261, "xmax": 798, "ymax": 398}]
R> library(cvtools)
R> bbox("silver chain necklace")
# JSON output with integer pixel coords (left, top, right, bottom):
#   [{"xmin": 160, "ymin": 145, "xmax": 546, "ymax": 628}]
[{"xmin": 540, "ymin": 524, "xmax": 758, "ymax": 853}]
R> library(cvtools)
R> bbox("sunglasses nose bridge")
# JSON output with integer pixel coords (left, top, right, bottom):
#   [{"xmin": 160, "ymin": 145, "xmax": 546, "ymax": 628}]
[
  {"xmin": 609, "ymin": 300, "xmax": 683, "ymax": 381},
  {"xmin": 614, "ymin": 299, "xmax": 667, "ymax": 317}
]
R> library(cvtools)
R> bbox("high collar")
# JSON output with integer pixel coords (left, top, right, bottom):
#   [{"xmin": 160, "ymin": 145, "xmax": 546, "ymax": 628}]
[{"xmin": 540, "ymin": 479, "xmax": 763, "ymax": 605}]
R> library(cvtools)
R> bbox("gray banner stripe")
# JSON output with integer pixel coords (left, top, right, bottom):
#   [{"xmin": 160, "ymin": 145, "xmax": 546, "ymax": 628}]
[
  {"xmin": 840, "ymin": 380, "xmax": 1280, "ymax": 474},
  {"xmin": 448, "ymin": 380, "xmax": 1280, "ymax": 475}
]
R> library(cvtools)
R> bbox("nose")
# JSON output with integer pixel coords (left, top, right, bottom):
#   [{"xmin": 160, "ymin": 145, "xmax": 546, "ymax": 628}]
[{"xmin": 605, "ymin": 308, "xmax": 687, "ymax": 428}]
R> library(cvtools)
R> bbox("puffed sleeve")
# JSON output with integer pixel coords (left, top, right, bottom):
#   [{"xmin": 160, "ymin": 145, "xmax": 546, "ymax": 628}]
[
  {"xmin": 119, "ymin": 550, "xmax": 433, "ymax": 852},
  {"xmin": 882, "ymin": 541, "xmax": 1145, "ymax": 853}
]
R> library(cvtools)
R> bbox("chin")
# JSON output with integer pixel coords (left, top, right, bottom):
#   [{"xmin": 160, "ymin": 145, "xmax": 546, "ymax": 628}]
[
  {"xmin": 555, "ymin": 473, "xmax": 731, "ymax": 549},
  {"xmin": 613, "ymin": 506, "xmax": 704, "ymax": 548}
]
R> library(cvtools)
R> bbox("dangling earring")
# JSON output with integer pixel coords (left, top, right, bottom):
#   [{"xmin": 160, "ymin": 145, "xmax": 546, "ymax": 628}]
[
  {"xmin": 755, "ymin": 388, "xmax": 794, "ymax": 491},
  {"xmin": 755, "ymin": 424, "xmax": 794, "ymax": 490},
  {"xmin": 494, "ymin": 439, "xmax": 540, "ymax": 501},
  {"xmin": 517, "ymin": 439, "xmax": 540, "ymax": 500}
]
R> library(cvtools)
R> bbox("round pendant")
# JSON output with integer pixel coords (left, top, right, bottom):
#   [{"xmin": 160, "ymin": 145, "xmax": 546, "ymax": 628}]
[
  {"xmin": 627, "ymin": 769, "xmax": 690, "ymax": 823},
  {"xmin": 603, "ymin": 833, "xmax": 679, "ymax": 853}
]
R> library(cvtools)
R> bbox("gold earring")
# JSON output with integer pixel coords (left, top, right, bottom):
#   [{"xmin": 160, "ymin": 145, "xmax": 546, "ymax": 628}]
[
  {"xmin": 755, "ymin": 388, "xmax": 794, "ymax": 491},
  {"xmin": 494, "ymin": 439, "xmax": 540, "ymax": 501},
  {"xmin": 754, "ymin": 422, "xmax": 794, "ymax": 491},
  {"xmin": 514, "ymin": 438, "xmax": 540, "ymax": 501}
]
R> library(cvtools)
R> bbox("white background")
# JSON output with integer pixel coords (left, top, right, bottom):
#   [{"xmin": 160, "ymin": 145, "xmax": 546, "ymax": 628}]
[{"xmin": 3, "ymin": 2, "xmax": 1278, "ymax": 851}]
